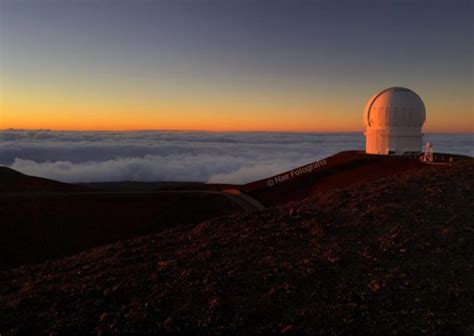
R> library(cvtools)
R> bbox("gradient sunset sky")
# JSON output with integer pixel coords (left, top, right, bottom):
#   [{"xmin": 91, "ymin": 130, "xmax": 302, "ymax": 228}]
[{"xmin": 1, "ymin": 0, "xmax": 472, "ymax": 132}]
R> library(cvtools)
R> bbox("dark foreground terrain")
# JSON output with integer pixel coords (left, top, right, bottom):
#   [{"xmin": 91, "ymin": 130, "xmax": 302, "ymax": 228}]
[
  {"xmin": 0, "ymin": 168, "xmax": 253, "ymax": 270},
  {"xmin": 2, "ymin": 151, "xmax": 466, "ymax": 270},
  {"xmin": 1, "ymin": 159, "xmax": 473, "ymax": 335}
]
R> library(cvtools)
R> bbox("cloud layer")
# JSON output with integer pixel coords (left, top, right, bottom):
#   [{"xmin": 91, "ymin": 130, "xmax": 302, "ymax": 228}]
[{"xmin": 0, "ymin": 130, "xmax": 471, "ymax": 183}]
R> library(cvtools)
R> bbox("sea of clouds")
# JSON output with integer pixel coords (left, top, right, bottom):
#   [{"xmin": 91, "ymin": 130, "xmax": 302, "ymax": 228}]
[{"xmin": 0, "ymin": 130, "xmax": 472, "ymax": 184}]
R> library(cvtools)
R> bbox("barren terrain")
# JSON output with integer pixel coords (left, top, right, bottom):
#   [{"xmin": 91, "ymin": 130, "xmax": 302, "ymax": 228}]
[{"xmin": 1, "ymin": 158, "xmax": 472, "ymax": 335}]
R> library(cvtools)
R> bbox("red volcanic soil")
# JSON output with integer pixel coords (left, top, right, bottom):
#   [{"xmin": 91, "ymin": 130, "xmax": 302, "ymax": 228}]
[
  {"xmin": 0, "ymin": 151, "xmax": 469, "ymax": 271},
  {"xmin": 243, "ymin": 151, "xmax": 468, "ymax": 206},
  {"xmin": 1, "ymin": 160, "xmax": 473, "ymax": 335}
]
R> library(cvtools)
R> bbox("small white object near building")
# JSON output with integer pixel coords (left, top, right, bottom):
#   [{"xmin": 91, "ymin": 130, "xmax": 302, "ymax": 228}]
[
  {"xmin": 421, "ymin": 142, "xmax": 434, "ymax": 162},
  {"xmin": 364, "ymin": 87, "xmax": 426, "ymax": 155}
]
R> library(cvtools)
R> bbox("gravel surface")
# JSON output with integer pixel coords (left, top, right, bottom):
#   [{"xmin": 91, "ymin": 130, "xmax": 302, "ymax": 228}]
[{"xmin": 1, "ymin": 160, "xmax": 473, "ymax": 335}]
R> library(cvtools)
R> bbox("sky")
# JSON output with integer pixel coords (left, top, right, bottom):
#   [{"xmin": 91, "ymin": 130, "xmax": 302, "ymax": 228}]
[{"xmin": 0, "ymin": 0, "xmax": 473, "ymax": 132}]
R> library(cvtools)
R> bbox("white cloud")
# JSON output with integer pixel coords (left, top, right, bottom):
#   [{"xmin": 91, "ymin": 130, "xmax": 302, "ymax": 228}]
[{"xmin": 0, "ymin": 130, "xmax": 470, "ymax": 183}]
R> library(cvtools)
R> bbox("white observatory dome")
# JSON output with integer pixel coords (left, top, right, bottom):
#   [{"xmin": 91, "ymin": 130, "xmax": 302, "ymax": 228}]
[{"xmin": 364, "ymin": 87, "xmax": 426, "ymax": 155}]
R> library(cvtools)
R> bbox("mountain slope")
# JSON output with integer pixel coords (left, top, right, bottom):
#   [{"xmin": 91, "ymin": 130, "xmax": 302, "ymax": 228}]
[
  {"xmin": 242, "ymin": 150, "xmax": 468, "ymax": 206},
  {"xmin": 1, "ymin": 160, "xmax": 473, "ymax": 335},
  {"xmin": 0, "ymin": 167, "xmax": 90, "ymax": 192}
]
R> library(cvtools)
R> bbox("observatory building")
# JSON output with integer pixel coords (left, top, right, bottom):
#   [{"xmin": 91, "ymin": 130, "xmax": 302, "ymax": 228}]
[{"xmin": 364, "ymin": 87, "xmax": 426, "ymax": 155}]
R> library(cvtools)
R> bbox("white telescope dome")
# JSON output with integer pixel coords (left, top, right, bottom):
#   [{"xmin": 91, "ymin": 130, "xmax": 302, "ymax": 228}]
[{"xmin": 364, "ymin": 87, "xmax": 426, "ymax": 155}]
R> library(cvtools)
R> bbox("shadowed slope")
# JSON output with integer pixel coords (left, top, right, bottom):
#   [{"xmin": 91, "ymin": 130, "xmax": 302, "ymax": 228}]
[
  {"xmin": 1, "ymin": 160, "xmax": 472, "ymax": 335},
  {"xmin": 0, "ymin": 191, "xmax": 246, "ymax": 270},
  {"xmin": 0, "ymin": 167, "xmax": 90, "ymax": 192},
  {"xmin": 0, "ymin": 170, "xmax": 250, "ymax": 270}
]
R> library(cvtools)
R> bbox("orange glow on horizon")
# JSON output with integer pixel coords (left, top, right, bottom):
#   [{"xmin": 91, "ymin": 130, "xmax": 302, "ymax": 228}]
[
  {"xmin": 1, "ymin": 86, "xmax": 472, "ymax": 133},
  {"xmin": 1, "ymin": 119, "xmax": 472, "ymax": 133},
  {"xmin": 1, "ymin": 112, "xmax": 472, "ymax": 133},
  {"xmin": 0, "ymin": 91, "xmax": 363, "ymax": 133}
]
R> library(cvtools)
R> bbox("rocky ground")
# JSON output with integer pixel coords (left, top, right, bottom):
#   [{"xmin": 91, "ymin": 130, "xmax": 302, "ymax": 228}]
[{"xmin": 1, "ymin": 160, "xmax": 473, "ymax": 335}]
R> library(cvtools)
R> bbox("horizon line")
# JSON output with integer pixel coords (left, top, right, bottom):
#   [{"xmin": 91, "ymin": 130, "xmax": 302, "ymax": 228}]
[{"xmin": 1, "ymin": 128, "xmax": 473, "ymax": 134}]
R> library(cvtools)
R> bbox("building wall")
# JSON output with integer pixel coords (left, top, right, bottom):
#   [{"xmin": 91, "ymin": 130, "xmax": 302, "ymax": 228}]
[{"xmin": 365, "ymin": 129, "xmax": 423, "ymax": 155}]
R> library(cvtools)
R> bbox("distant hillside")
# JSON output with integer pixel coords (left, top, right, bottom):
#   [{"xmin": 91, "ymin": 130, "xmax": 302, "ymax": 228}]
[
  {"xmin": 1, "ymin": 159, "xmax": 472, "ymax": 335},
  {"xmin": 0, "ymin": 167, "xmax": 90, "ymax": 192}
]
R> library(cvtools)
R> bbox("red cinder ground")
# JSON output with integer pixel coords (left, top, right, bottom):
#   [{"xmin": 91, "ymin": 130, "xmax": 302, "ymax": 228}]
[
  {"xmin": 243, "ymin": 151, "xmax": 466, "ymax": 206},
  {"xmin": 0, "ymin": 152, "xmax": 469, "ymax": 270},
  {"xmin": 0, "ymin": 152, "xmax": 473, "ymax": 335}
]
